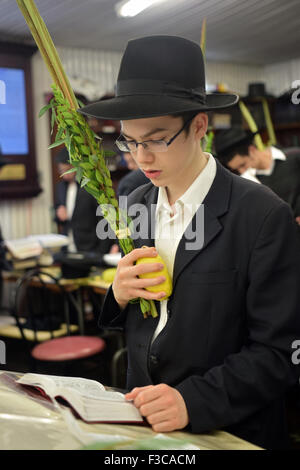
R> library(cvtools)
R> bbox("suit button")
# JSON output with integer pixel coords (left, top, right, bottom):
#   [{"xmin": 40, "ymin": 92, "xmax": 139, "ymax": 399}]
[{"xmin": 150, "ymin": 354, "xmax": 159, "ymax": 365}]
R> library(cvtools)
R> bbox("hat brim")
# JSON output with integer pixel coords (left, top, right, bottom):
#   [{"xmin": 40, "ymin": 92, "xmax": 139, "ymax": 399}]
[{"xmin": 78, "ymin": 93, "xmax": 239, "ymax": 120}]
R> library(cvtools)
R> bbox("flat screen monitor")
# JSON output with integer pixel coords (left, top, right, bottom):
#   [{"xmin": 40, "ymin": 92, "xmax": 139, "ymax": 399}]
[{"xmin": 0, "ymin": 67, "xmax": 29, "ymax": 155}]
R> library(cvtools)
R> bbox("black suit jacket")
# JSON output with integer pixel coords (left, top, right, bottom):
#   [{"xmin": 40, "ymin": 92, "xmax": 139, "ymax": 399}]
[
  {"xmin": 55, "ymin": 180, "xmax": 114, "ymax": 254},
  {"xmin": 99, "ymin": 160, "xmax": 300, "ymax": 449},
  {"xmin": 256, "ymin": 147, "xmax": 300, "ymax": 217},
  {"xmin": 117, "ymin": 169, "xmax": 150, "ymax": 197}
]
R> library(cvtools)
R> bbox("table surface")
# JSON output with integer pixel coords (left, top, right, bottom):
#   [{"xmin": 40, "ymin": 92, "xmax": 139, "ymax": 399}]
[
  {"xmin": 0, "ymin": 370, "xmax": 261, "ymax": 451},
  {"xmin": 2, "ymin": 266, "xmax": 111, "ymax": 291}
]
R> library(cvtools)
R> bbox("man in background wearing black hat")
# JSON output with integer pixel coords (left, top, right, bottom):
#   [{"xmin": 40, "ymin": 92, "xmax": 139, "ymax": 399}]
[
  {"xmin": 215, "ymin": 128, "xmax": 300, "ymax": 226},
  {"xmin": 79, "ymin": 35, "xmax": 300, "ymax": 450}
]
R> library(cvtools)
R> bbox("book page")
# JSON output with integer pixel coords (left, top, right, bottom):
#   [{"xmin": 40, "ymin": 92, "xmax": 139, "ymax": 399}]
[
  {"xmin": 17, "ymin": 373, "xmax": 108, "ymax": 399},
  {"xmin": 5, "ymin": 238, "xmax": 43, "ymax": 259},
  {"xmin": 60, "ymin": 389, "xmax": 142, "ymax": 422},
  {"xmin": 17, "ymin": 373, "xmax": 142, "ymax": 423}
]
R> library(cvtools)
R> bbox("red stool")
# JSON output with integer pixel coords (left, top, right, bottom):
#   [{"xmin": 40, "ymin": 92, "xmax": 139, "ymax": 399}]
[{"xmin": 32, "ymin": 336, "xmax": 106, "ymax": 361}]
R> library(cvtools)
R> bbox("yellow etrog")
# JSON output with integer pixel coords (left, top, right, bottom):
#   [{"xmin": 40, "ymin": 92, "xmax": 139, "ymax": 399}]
[{"xmin": 135, "ymin": 252, "xmax": 172, "ymax": 301}]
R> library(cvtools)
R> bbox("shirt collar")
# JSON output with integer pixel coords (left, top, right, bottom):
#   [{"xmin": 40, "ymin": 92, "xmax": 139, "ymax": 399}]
[
  {"xmin": 156, "ymin": 153, "xmax": 217, "ymax": 218},
  {"xmin": 256, "ymin": 146, "xmax": 286, "ymax": 176}
]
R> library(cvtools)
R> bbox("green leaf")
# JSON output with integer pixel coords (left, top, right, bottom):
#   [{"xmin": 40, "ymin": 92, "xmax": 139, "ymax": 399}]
[
  {"xmin": 50, "ymin": 108, "xmax": 56, "ymax": 134},
  {"xmin": 81, "ymin": 145, "xmax": 91, "ymax": 155},
  {"xmin": 77, "ymin": 98, "xmax": 85, "ymax": 108},
  {"xmin": 84, "ymin": 185, "xmax": 99, "ymax": 199},
  {"xmin": 63, "ymin": 112, "xmax": 74, "ymax": 119},
  {"xmin": 104, "ymin": 176, "xmax": 113, "ymax": 187},
  {"xmin": 61, "ymin": 167, "xmax": 76, "ymax": 177},
  {"xmin": 55, "ymin": 126, "xmax": 64, "ymax": 141},
  {"xmin": 107, "ymin": 187, "xmax": 115, "ymax": 198},
  {"xmin": 98, "ymin": 193, "xmax": 108, "ymax": 205},
  {"xmin": 75, "ymin": 166, "xmax": 84, "ymax": 184},
  {"xmin": 39, "ymin": 103, "xmax": 52, "ymax": 118},
  {"xmin": 89, "ymin": 154, "xmax": 98, "ymax": 165},
  {"xmin": 80, "ymin": 176, "xmax": 90, "ymax": 188},
  {"xmin": 80, "ymin": 162, "xmax": 94, "ymax": 170},
  {"xmin": 95, "ymin": 169, "xmax": 104, "ymax": 183},
  {"xmin": 48, "ymin": 138, "xmax": 67, "ymax": 149},
  {"xmin": 87, "ymin": 181, "xmax": 99, "ymax": 191},
  {"xmin": 74, "ymin": 136, "xmax": 85, "ymax": 144}
]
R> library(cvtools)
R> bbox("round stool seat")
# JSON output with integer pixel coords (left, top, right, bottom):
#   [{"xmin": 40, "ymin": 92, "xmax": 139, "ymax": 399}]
[{"xmin": 32, "ymin": 335, "xmax": 106, "ymax": 361}]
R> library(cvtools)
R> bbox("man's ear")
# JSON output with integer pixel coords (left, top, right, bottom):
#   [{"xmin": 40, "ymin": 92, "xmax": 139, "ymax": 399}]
[
  {"xmin": 248, "ymin": 144, "xmax": 257, "ymax": 157},
  {"xmin": 193, "ymin": 113, "xmax": 208, "ymax": 140}
]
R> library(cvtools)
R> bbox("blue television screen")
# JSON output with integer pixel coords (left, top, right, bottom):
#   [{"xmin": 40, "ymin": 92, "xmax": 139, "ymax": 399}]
[{"xmin": 0, "ymin": 67, "xmax": 29, "ymax": 155}]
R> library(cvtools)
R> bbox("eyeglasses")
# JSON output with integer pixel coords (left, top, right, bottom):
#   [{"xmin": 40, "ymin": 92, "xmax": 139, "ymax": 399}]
[{"xmin": 115, "ymin": 118, "xmax": 192, "ymax": 154}]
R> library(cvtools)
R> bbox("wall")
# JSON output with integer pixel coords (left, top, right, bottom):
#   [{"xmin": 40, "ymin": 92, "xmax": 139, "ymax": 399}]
[
  {"xmin": 0, "ymin": 45, "xmax": 299, "ymax": 240},
  {"xmin": 0, "ymin": 47, "xmax": 122, "ymax": 240},
  {"xmin": 264, "ymin": 57, "xmax": 300, "ymax": 95}
]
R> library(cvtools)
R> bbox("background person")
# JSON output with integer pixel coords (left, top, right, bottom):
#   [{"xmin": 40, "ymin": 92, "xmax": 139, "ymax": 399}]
[
  {"xmin": 215, "ymin": 128, "xmax": 300, "ymax": 225},
  {"xmin": 54, "ymin": 147, "xmax": 115, "ymax": 255}
]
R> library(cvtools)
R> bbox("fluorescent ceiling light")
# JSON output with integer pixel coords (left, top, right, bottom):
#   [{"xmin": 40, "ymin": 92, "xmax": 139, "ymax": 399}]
[{"xmin": 116, "ymin": 0, "xmax": 164, "ymax": 18}]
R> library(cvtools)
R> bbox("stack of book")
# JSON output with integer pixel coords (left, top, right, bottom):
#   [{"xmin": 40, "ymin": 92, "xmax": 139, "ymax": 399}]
[{"xmin": 4, "ymin": 234, "xmax": 69, "ymax": 270}]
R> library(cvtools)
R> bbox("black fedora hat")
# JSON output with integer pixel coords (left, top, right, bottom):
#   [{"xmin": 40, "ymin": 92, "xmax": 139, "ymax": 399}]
[
  {"xmin": 214, "ymin": 127, "xmax": 257, "ymax": 156},
  {"xmin": 79, "ymin": 35, "xmax": 239, "ymax": 121},
  {"xmin": 247, "ymin": 82, "xmax": 274, "ymax": 99}
]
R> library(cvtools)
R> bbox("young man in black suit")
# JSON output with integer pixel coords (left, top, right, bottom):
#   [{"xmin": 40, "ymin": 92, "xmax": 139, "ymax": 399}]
[{"xmin": 79, "ymin": 35, "xmax": 300, "ymax": 449}]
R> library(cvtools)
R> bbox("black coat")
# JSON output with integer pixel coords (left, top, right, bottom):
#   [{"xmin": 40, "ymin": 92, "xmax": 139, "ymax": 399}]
[
  {"xmin": 117, "ymin": 169, "xmax": 150, "ymax": 197},
  {"xmin": 256, "ymin": 147, "xmax": 300, "ymax": 218},
  {"xmin": 55, "ymin": 180, "xmax": 114, "ymax": 254},
  {"xmin": 100, "ymin": 160, "xmax": 300, "ymax": 450}
]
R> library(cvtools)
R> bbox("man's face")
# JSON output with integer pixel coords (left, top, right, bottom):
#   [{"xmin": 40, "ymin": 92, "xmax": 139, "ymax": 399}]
[
  {"xmin": 120, "ymin": 114, "xmax": 205, "ymax": 189},
  {"xmin": 227, "ymin": 154, "xmax": 251, "ymax": 175},
  {"xmin": 58, "ymin": 163, "xmax": 76, "ymax": 182}
]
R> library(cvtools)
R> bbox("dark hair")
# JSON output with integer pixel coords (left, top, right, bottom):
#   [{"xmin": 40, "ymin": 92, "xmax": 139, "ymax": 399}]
[
  {"xmin": 216, "ymin": 140, "xmax": 252, "ymax": 168},
  {"xmin": 171, "ymin": 110, "xmax": 206, "ymax": 134}
]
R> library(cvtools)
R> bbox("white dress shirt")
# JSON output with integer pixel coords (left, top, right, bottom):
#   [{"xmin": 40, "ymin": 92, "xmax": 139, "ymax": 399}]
[
  {"xmin": 66, "ymin": 181, "xmax": 77, "ymax": 252},
  {"xmin": 255, "ymin": 146, "xmax": 286, "ymax": 176},
  {"xmin": 241, "ymin": 167, "xmax": 261, "ymax": 184},
  {"xmin": 152, "ymin": 153, "xmax": 217, "ymax": 343}
]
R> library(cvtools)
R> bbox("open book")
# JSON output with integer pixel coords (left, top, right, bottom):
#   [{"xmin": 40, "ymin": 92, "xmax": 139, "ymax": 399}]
[{"xmin": 17, "ymin": 373, "xmax": 143, "ymax": 424}]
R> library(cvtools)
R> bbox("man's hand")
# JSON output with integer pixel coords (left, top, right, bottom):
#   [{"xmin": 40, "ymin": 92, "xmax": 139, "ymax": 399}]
[
  {"xmin": 109, "ymin": 244, "xmax": 120, "ymax": 254},
  {"xmin": 112, "ymin": 246, "xmax": 167, "ymax": 310},
  {"xmin": 295, "ymin": 216, "xmax": 300, "ymax": 226},
  {"xmin": 56, "ymin": 205, "xmax": 68, "ymax": 222},
  {"xmin": 125, "ymin": 384, "xmax": 189, "ymax": 432}
]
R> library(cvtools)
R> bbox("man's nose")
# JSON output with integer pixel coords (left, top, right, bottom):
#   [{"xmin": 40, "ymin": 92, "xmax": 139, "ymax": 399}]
[{"xmin": 135, "ymin": 144, "xmax": 155, "ymax": 164}]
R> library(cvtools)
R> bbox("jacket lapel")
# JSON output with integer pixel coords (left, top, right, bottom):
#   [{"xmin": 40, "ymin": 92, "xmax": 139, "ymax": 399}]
[
  {"xmin": 132, "ymin": 185, "xmax": 159, "ymax": 249},
  {"xmin": 172, "ymin": 161, "xmax": 232, "ymax": 287}
]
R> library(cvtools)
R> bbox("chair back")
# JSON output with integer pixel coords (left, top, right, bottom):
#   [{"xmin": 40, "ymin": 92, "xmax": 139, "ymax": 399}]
[{"xmin": 12, "ymin": 269, "xmax": 71, "ymax": 344}]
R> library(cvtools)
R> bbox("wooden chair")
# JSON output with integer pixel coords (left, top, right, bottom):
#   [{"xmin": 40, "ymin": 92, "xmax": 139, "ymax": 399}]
[{"xmin": 0, "ymin": 269, "xmax": 106, "ymax": 373}]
